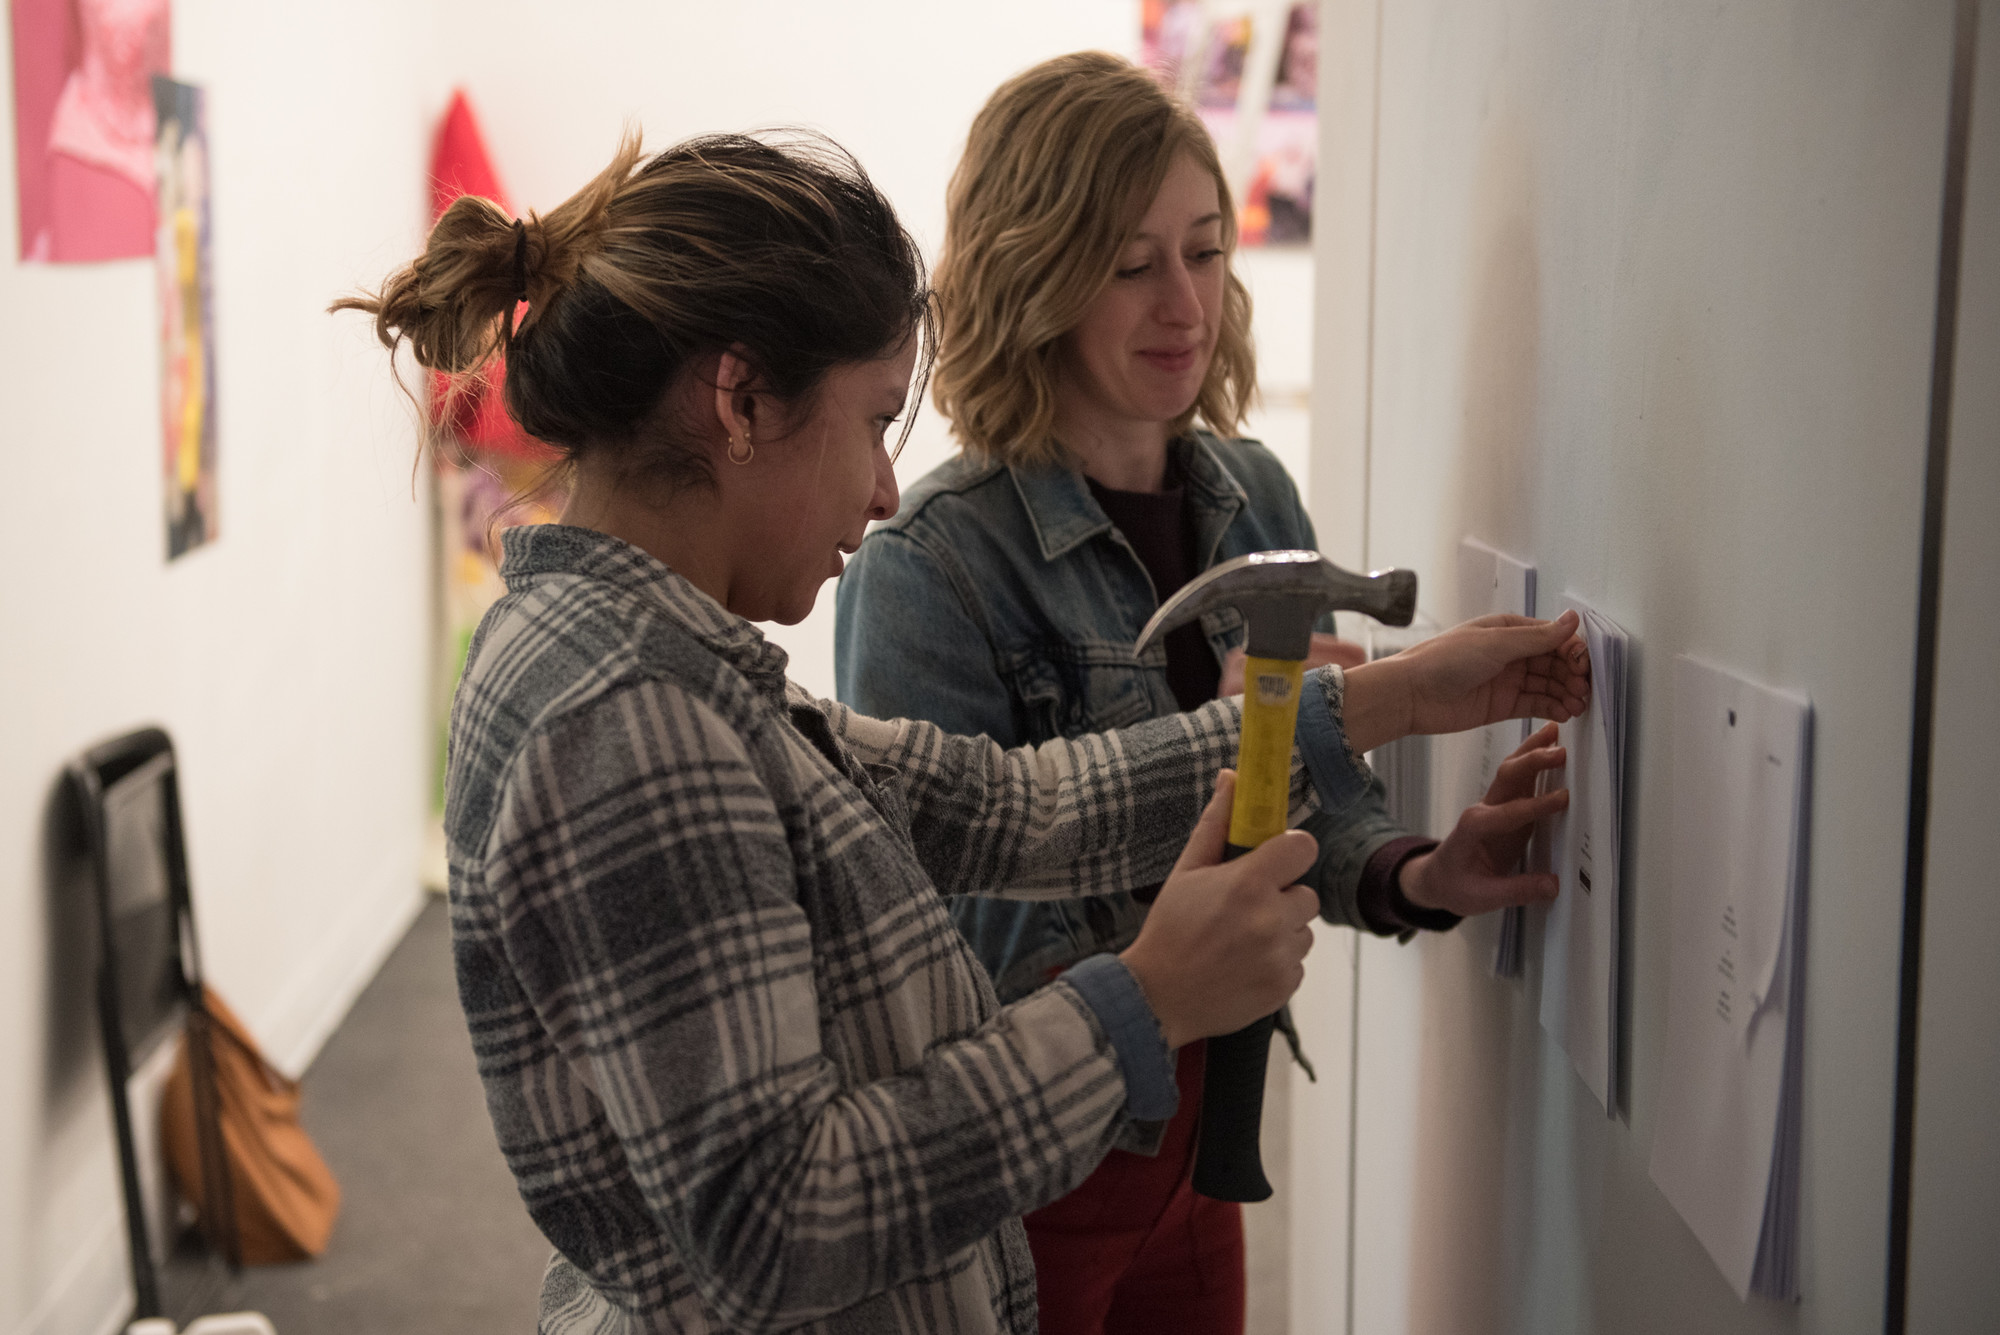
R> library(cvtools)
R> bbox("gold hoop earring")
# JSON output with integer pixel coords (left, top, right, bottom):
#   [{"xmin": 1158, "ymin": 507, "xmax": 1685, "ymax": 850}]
[{"xmin": 727, "ymin": 436, "xmax": 754, "ymax": 466}]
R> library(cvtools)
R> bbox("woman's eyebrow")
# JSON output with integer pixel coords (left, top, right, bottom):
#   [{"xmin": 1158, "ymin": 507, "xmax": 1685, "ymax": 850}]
[{"xmin": 1130, "ymin": 212, "xmax": 1225, "ymax": 241}]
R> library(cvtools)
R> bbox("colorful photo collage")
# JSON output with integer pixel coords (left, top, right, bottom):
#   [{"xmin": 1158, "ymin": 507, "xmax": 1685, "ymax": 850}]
[{"xmin": 1142, "ymin": 0, "xmax": 1318, "ymax": 246}]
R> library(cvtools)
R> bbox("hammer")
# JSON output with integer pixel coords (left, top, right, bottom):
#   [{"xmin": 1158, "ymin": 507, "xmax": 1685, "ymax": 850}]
[{"xmin": 1135, "ymin": 549, "xmax": 1417, "ymax": 1202}]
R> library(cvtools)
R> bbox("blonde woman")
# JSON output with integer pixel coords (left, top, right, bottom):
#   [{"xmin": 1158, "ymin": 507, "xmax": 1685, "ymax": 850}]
[
  {"xmin": 341, "ymin": 129, "xmax": 1587, "ymax": 1333},
  {"xmin": 835, "ymin": 54, "xmax": 1571, "ymax": 1334}
]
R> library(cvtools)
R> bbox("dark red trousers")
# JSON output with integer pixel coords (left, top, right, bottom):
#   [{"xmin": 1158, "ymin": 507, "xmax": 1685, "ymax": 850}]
[{"xmin": 1023, "ymin": 1040, "xmax": 1246, "ymax": 1335}]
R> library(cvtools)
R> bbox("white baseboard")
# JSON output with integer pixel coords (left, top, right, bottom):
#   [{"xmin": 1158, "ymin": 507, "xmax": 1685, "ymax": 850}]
[{"xmin": 10, "ymin": 859, "xmax": 426, "ymax": 1335}]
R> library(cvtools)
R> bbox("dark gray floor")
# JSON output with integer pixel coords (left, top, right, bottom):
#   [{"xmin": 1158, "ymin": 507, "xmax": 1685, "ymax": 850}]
[{"xmin": 169, "ymin": 896, "xmax": 551, "ymax": 1332}]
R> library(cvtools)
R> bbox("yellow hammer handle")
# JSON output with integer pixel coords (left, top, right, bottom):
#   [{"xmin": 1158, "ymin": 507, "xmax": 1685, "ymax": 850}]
[{"xmin": 1229, "ymin": 656, "xmax": 1307, "ymax": 850}]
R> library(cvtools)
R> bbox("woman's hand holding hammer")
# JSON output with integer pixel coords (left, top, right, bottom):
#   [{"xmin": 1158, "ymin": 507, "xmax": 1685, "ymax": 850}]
[{"xmin": 1120, "ymin": 770, "xmax": 1320, "ymax": 1051}]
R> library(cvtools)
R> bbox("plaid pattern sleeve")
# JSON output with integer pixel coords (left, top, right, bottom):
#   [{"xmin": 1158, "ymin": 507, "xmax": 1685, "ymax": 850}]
[{"xmin": 819, "ymin": 662, "xmax": 1362, "ymax": 902}]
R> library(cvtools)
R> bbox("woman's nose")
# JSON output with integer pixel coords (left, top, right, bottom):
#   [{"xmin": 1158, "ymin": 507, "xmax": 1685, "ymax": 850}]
[
  {"xmin": 1157, "ymin": 259, "xmax": 1202, "ymax": 327},
  {"xmin": 869, "ymin": 448, "xmax": 900, "ymax": 520}
]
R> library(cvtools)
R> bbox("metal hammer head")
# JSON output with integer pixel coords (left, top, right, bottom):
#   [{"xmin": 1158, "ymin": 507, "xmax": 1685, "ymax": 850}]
[{"xmin": 1134, "ymin": 549, "xmax": 1418, "ymax": 661}]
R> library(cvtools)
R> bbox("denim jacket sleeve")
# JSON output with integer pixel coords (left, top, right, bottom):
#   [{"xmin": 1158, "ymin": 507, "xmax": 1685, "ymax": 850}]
[
  {"xmin": 835, "ymin": 528, "xmax": 1017, "ymax": 743},
  {"xmin": 1298, "ymin": 774, "xmax": 1409, "ymax": 928},
  {"xmin": 1275, "ymin": 466, "xmax": 1415, "ymax": 930}
]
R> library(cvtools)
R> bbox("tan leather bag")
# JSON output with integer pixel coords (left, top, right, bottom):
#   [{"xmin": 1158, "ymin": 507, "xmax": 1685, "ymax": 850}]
[{"xmin": 160, "ymin": 987, "xmax": 341, "ymax": 1263}]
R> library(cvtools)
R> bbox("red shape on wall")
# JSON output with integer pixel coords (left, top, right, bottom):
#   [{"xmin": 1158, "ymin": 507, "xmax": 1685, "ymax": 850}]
[{"xmin": 427, "ymin": 89, "xmax": 551, "ymax": 463}]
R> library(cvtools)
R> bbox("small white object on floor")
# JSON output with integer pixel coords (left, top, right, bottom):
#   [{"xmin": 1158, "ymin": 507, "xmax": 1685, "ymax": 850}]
[
  {"xmin": 185, "ymin": 1316, "xmax": 278, "ymax": 1335},
  {"xmin": 127, "ymin": 1315, "xmax": 277, "ymax": 1335}
]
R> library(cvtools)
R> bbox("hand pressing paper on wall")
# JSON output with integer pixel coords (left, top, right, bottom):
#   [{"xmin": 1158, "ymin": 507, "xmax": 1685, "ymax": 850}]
[
  {"xmin": 1447, "ymin": 538, "xmax": 1539, "ymax": 977},
  {"xmin": 1537, "ymin": 596, "xmax": 1629, "ymax": 1115},
  {"xmin": 1649, "ymin": 657, "xmax": 1811, "ymax": 1302}
]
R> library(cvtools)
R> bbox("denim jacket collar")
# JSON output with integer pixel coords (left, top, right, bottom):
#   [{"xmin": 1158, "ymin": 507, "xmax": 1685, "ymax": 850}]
[{"xmin": 1005, "ymin": 431, "xmax": 1250, "ymax": 565}]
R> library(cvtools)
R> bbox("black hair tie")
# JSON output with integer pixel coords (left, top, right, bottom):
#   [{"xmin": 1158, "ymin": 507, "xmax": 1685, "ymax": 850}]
[
  {"xmin": 511, "ymin": 219, "xmax": 529, "ymax": 305},
  {"xmin": 505, "ymin": 219, "xmax": 528, "ymax": 347}
]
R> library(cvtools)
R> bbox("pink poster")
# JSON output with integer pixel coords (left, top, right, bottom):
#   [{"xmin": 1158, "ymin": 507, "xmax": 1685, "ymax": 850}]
[{"xmin": 10, "ymin": 0, "xmax": 171, "ymax": 263}]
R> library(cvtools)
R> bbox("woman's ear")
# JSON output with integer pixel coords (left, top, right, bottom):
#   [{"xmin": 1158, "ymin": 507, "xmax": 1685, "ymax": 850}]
[{"xmin": 712, "ymin": 349, "xmax": 762, "ymax": 446}]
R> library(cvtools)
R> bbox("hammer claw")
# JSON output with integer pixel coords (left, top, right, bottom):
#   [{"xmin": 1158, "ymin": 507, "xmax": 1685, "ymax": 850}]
[{"xmin": 1135, "ymin": 551, "xmax": 1417, "ymax": 663}]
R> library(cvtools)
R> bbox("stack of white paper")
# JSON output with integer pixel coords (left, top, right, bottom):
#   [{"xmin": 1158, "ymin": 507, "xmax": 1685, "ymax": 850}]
[
  {"xmin": 1449, "ymin": 539, "xmax": 1538, "ymax": 977},
  {"xmin": 1537, "ymin": 596, "xmax": 1629, "ymax": 1114},
  {"xmin": 1649, "ymin": 656, "xmax": 1811, "ymax": 1302}
]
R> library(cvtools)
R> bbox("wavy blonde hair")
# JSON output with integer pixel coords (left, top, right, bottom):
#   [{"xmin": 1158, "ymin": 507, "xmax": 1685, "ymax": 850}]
[{"xmin": 933, "ymin": 52, "xmax": 1255, "ymax": 467}]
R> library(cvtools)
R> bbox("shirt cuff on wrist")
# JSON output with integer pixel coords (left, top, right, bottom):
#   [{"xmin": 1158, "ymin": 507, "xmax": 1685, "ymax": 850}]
[
  {"xmin": 1358, "ymin": 835, "xmax": 1461, "ymax": 939},
  {"xmin": 1297, "ymin": 665, "xmax": 1374, "ymax": 814},
  {"xmin": 1063, "ymin": 953, "xmax": 1179, "ymax": 1123}
]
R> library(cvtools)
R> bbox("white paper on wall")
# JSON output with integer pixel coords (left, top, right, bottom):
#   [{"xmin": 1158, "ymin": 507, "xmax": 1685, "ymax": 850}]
[
  {"xmin": 1649, "ymin": 656, "xmax": 1811, "ymax": 1302},
  {"xmin": 1445, "ymin": 538, "xmax": 1538, "ymax": 977},
  {"xmin": 1537, "ymin": 596, "xmax": 1628, "ymax": 1114}
]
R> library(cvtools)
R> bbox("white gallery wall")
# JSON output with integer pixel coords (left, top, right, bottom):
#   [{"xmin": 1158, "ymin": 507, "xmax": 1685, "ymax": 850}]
[
  {"xmin": 1303, "ymin": 0, "xmax": 1972, "ymax": 1332},
  {"xmin": 0, "ymin": 4, "xmax": 440, "ymax": 1333}
]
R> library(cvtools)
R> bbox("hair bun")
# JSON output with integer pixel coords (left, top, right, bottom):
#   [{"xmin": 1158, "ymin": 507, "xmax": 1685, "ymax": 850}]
[
  {"xmin": 337, "ymin": 128, "xmax": 931, "ymax": 491},
  {"xmin": 328, "ymin": 193, "xmax": 523, "ymax": 376}
]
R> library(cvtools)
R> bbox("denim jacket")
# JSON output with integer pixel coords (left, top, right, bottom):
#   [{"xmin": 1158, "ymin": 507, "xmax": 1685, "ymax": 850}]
[{"xmin": 834, "ymin": 431, "xmax": 1411, "ymax": 1005}]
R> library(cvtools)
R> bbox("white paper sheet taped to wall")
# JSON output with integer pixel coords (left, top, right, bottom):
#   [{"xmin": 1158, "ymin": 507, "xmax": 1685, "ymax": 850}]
[
  {"xmin": 1649, "ymin": 656, "xmax": 1811, "ymax": 1303},
  {"xmin": 1537, "ymin": 596, "xmax": 1629, "ymax": 1115},
  {"xmin": 1449, "ymin": 538, "xmax": 1538, "ymax": 977}
]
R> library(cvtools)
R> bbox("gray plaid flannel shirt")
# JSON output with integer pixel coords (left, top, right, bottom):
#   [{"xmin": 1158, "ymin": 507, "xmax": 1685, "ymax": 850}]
[{"xmin": 446, "ymin": 525, "xmax": 1372, "ymax": 1334}]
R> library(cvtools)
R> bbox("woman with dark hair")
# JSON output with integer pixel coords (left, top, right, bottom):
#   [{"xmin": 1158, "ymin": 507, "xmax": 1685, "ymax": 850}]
[
  {"xmin": 339, "ymin": 129, "xmax": 1588, "ymax": 1334},
  {"xmin": 835, "ymin": 54, "xmax": 1573, "ymax": 1335}
]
